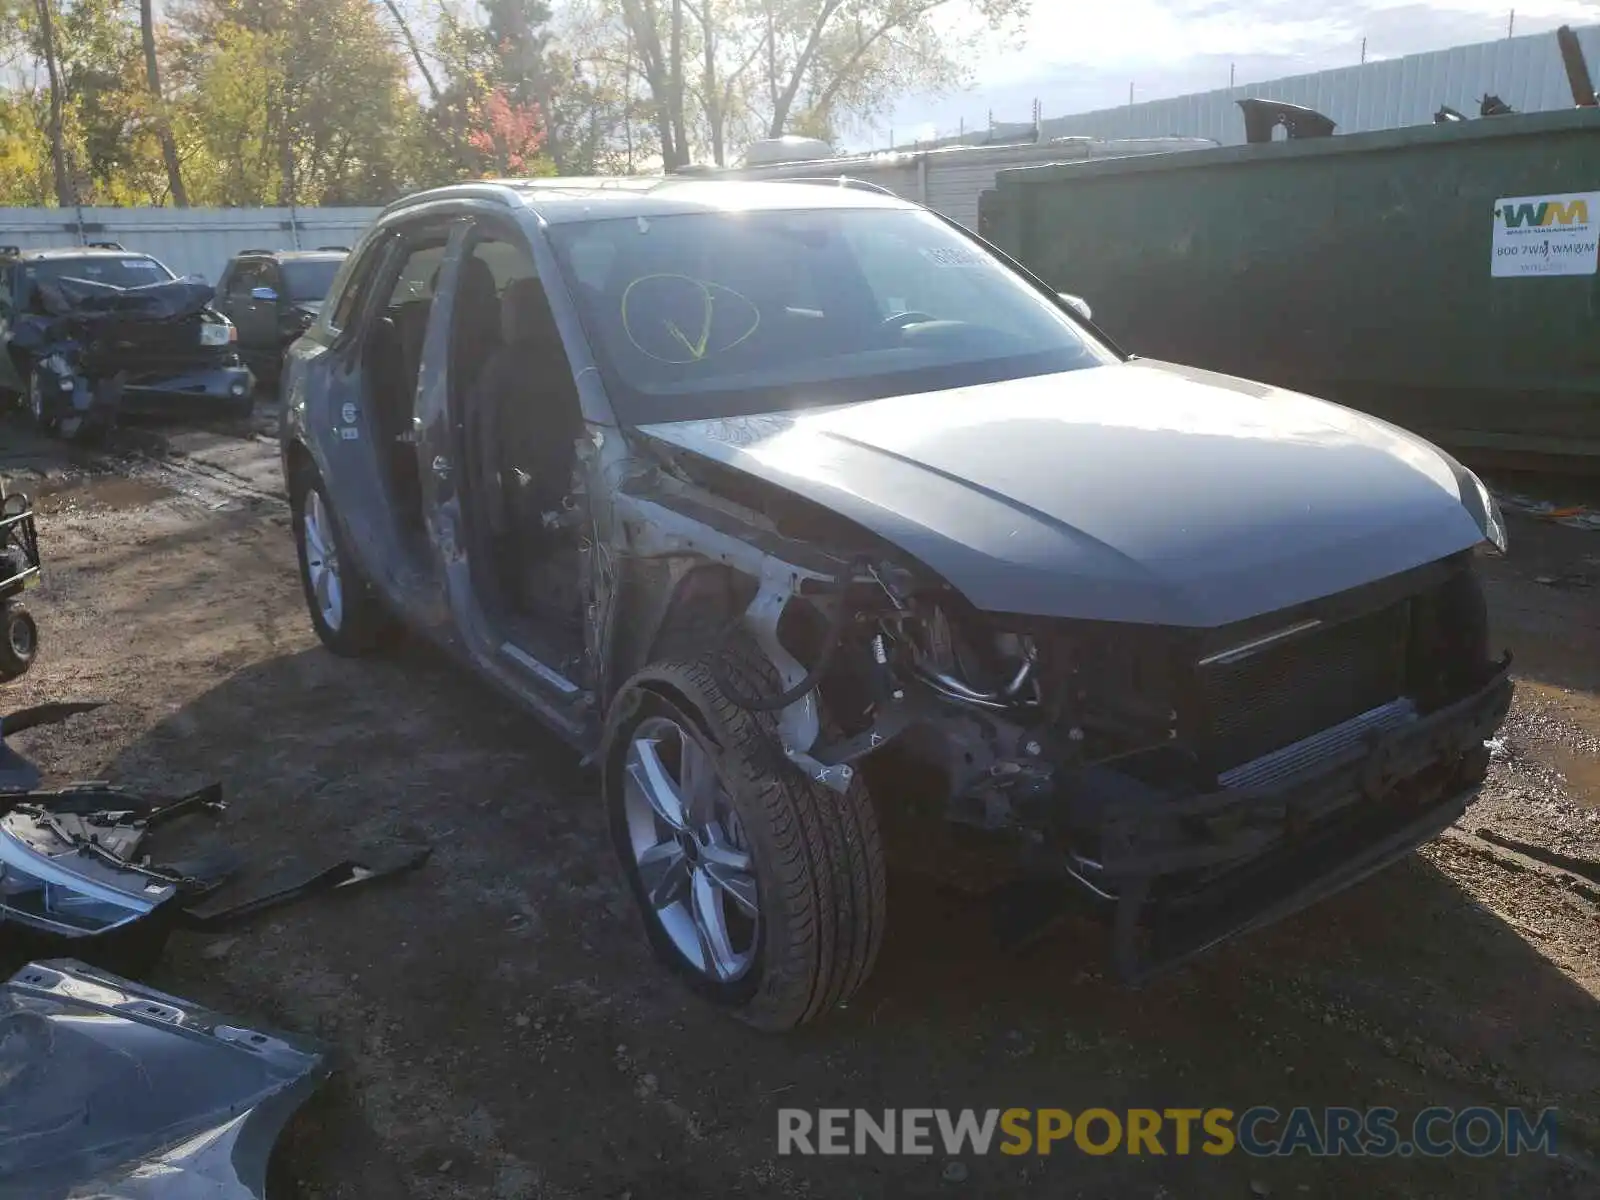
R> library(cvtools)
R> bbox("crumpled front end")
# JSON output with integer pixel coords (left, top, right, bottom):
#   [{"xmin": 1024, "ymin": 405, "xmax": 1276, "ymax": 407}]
[
  {"xmin": 16, "ymin": 274, "xmax": 251, "ymax": 430},
  {"xmin": 0, "ymin": 958, "xmax": 330, "ymax": 1199},
  {"xmin": 837, "ymin": 548, "xmax": 1512, "ymax": 979}
]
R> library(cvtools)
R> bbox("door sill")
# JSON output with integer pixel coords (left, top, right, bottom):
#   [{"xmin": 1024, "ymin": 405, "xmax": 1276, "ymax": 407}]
[{"xmin": 499, "ymin": 640, "xmax": 581, "ymax": 697}]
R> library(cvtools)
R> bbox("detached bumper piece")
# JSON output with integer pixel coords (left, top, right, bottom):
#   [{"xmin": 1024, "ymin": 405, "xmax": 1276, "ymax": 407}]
[
  {"xmin": 118, "ymin": 363, "xmax": 255, "ymax": 417},
  {"xmin": 1079, "ymin": 659, "xmax": 1515, "ymax": 984},
  {"xmin": 0, "ymin": 701, "xmax": 430, "ymax": 975},
  {"xmin": 0, "ymin": 957, "xmax": 330, "ymax": 1199}
]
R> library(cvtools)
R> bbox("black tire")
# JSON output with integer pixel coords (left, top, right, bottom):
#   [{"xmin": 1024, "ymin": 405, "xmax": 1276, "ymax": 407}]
[
  {"xmin": 0, "ymin": 603, "xmax": 37, "ymax": 681},
  {"xmin": 24, "ymin": 369, "xmax": 56, "ymax": 435},
  {"xmin": 289, "ymin": 466, "xmax": 395, "ymax": 656},
  {"xmin": 605, "ymin": 639, "xmax": 887, "ymax": 1031}
]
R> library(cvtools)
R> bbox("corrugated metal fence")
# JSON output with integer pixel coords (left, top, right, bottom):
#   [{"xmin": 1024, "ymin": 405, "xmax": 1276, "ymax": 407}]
[
  {"xmin": 906, "ymin": 24, "xmax": 1600, "ymax": 149},
  {"xmin": 0, "ymin": 206, "xmax": 381, "ymax": 284}
]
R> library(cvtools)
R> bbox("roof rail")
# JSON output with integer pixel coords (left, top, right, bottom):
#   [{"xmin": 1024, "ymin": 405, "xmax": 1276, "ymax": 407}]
[
  {"xmin": 237, "ymin": 248, "xmax": 275, "ymax": 256},
  {"xmin": 781, "ymin": 175, "xmax": 901, "ymax": 198},
  {"xmin": 315, "ymin": 245, "xmax": 350, "ymax": 252},
  {"xmin": 381, "ymin": 182, "xmax": 520, "ymax": 217}
]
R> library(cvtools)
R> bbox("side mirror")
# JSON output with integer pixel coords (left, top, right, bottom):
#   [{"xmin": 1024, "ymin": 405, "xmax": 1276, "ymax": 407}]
[
  {"xmin": 251, "ymin": 287, "xmax": 279, "ymax": 303},
  {"xmin": 1058, "ymin": 292, "xmax": 1092, "ymax": 321}
]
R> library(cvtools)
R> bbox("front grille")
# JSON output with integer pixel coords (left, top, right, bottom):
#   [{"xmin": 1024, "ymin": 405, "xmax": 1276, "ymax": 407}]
[
  {"xmin": 87, "ymin": 317, "xmax": 231, "ymax": 375},
  {"xmin": 1197, "ymin": 600, "xmax": 1410, "ymax": 772}
]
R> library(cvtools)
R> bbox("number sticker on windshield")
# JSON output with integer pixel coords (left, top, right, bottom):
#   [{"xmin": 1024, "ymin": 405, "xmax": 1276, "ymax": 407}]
[{"xmin": 918, "ymin": 246, "xmax": 986, "ymax": 268}]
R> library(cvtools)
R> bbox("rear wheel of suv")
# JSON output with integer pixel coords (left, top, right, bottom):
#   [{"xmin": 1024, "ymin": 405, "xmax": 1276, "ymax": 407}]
[
  {"xmin": 290, "ymin": 466, "xmax": 395, "ymax": 656},
  {"xmin": 606, "ymin": 642, "xmax": 886, "ymax": 1031}
]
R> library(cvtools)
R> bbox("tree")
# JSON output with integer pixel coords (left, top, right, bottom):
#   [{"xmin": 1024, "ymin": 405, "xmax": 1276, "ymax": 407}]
[
  {"xmin": 467, "ymin": 87, "xmax": 551, "ymax": 175},
  {"xmin": 592, "ymin": 0, "xmax": 1028, "ymax": 166},
  {"xmin": 33, "ymin": 0, "xmax": 69, "ymax": 204},
  {"xmin": 754, "ymin": 0, "xmax": 1029, "ymax": 140},
  {"xmin": 429, "ymin": 0, "xmax": 562, "ymax": 179},
  {"xmin": 140, "ymin": 0, "xmax": 187, "ymax": 204},
  {"xmin": 615, "ymin": 0, "xmax": 690, "ymax": 169},
  {"xmin": 172, "ymin": 0, "xmax": 420, "ymax": 204},
  {"xmin": 547, "ymin": 0, "xmax": 666, "ymax": 172}
]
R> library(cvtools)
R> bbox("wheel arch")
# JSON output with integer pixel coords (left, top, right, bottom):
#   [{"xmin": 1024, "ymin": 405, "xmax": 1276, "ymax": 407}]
[
  {"xmin": 281, "ymin": 436, "xmax": 317, "ymax": 500},
  {"xmin": 604, "ymin": 559, "xmax": 758, "ymax": 707}
]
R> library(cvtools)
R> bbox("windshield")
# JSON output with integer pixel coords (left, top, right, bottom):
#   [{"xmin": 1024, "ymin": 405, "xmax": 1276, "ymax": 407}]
[
  {"xmin": 545, "ymin": 207, "xmax": 1116, "ymax": 423},
  {"xmin": 25, "ymin": 256, "xmax": 173, "ymax": 291},
  {"xmin": 282, "ymin": 258, "xmax": 344, "ymax": 302}
]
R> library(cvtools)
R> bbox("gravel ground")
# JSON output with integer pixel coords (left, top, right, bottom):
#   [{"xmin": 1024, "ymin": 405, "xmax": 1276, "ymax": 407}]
[{"xmin": 2, "ymin": 412, "xmax": 1597, "ymax": 1199}]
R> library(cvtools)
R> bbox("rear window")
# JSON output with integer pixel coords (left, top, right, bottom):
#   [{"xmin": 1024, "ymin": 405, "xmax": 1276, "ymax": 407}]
[
  {"xmin": 25, "ymin": 256, "xmax": 173, "ymax": 290},
  {"xmin": 281, "ymin": 258, "xmax": 344, "ymax": 302}
]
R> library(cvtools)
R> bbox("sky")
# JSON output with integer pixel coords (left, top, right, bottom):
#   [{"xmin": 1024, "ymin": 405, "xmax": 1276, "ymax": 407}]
[{"xmin": 848, "ymin": 0, "xmax": 1600, "ymax": 149}]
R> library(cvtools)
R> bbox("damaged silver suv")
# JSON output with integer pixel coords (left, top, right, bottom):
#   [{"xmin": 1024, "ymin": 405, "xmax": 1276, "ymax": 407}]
[{"xmin": 279, "ymin": 177, "xmax": 1513, "ymax": 1029}]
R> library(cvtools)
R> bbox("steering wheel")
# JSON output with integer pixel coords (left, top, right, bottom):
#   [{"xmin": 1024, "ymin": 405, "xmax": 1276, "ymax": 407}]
[{"xmin": 880, "ymin": 310, "xmax": 938, "ymax": 331}]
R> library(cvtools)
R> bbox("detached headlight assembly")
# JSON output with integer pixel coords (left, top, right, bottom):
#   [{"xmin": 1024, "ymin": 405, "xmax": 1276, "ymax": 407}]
[
  {"xmin": 0, "ymin": 824, "xmax": 172, "ymax": 936},
  {"xmin": 199, "ymin": 320, "xmax": 235, "ymax": 347}
]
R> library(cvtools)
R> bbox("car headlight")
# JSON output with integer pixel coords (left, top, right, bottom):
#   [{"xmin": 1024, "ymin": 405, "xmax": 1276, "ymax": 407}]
[
  {"xmin": 1463, "ymin": 470, "xmax": 1508, "ymax": 555},
  {"xmin": 0, "ymin": 826, "xmax": 171, "ymax": 935},
  {"xmin": 199, "ymin": 321, "xmax": 234, "ymax": 347}
]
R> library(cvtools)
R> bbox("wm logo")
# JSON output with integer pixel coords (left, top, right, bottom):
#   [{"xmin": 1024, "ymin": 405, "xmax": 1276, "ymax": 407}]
[{"xmin": 1497, "ymin": 199, "xmax": 1589, "ymax": 228}]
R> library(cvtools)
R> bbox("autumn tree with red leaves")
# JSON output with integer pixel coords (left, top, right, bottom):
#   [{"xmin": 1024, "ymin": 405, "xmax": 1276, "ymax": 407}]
[{"xmin": 466, "ymin": 86, "xmax": 550, "ymax": 175}]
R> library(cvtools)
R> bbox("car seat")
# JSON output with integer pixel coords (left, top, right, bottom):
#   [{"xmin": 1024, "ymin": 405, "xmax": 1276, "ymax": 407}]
[
  {"xmin": 452, "ymin": 255, "xmax": 502, "ymax": 398},
  {"xmin": 469, "ymin": 277, "xmax": 579, "ymax": 538}
]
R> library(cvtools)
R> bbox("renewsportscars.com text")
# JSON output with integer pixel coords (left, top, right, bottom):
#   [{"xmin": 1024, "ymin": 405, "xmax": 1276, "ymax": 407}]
[{"xmin": 777, "ymin": 1107, "xmax": 1558, "ymax": 1159}]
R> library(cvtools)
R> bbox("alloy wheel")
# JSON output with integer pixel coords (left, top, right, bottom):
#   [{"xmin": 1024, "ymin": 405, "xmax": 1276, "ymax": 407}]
[
  {"xmin": 301, "ymin": 489, "xmax": 344, "ymax": 632},
  {"xmin": 622, "ymin": 715, "xmax": 760, "ymax": 982}
]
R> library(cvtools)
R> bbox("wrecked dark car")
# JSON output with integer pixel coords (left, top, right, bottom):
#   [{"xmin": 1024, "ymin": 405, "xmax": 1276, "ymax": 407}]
[
  {"xmin": 1, "ymin": 247, "xmax": 254, "ymax": 439},
  {"xmin": 279, "ymin": 178, "xmax": 1513, "ymax": 1029}
]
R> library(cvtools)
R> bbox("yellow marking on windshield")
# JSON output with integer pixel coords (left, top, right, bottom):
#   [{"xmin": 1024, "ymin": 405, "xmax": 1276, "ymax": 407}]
[{"xmin": 621, "ymin": 273, "xmax": 760, "ymax": 364}]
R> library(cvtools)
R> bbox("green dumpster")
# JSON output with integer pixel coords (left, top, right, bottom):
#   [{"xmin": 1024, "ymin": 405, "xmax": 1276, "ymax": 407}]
[{"xmin": 980, "ymin": 108, "xmax": 1600, "ymax": 465}]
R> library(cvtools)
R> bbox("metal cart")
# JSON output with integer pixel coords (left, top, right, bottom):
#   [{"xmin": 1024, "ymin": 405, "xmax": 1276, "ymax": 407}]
[{"xmin": 0, "ymin": 484, "xmax": 40, "ymax": 680}]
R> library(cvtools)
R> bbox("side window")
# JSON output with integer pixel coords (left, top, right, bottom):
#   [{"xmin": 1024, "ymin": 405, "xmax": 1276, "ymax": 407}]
[
  {"xmin": 326, "ymin": 236, "xmax": 393, "ymax": 334},
  {"xmin": 469, "ymin": 237, "xmax": 537, "ymax": 292},
  {"xmin": 560, "ymin": 231, "xmax": 614, "ymax": 295},
  {"xmin": 386, "ymin": 243, "xmax": 446, "ymax": 307},
  {"xmin": 259, "ymin": 264, "xmax": 285, "ymax": 298},
  {"xmin": 226, "ymin": 260, "xmax": 260, "ymax": 298}
]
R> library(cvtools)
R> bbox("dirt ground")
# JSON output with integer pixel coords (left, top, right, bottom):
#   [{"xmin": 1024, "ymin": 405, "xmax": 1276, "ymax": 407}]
[{"xmin": 2, "ymin": 411, "xmax": 1598, "ymax": 1199}]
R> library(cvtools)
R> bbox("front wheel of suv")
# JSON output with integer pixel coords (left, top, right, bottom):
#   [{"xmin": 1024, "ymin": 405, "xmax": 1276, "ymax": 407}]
[
  {"xmin": 25, "ymin": 369, "xmax": 56, "ymax": 435},
  {"xmin": 290, "ymin": 466, "xmax": 395, "ymax": 656},
  {"xmin": 605, "ymin": 643, "xmax": 887, "ymax": 1031}
]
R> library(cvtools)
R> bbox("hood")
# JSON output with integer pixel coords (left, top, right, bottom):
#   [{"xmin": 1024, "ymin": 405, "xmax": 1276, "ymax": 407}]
[
  {"xmin": 635, "ymin": 360, "xmax": 1491, "ymax": 627},
  {"xmin": 34, "ymin": 274, "xmax": 215, "ymax": 321},
  {"xmin": 0, "ymin": 958, "xmax": 330, "ymax": 1199}
]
